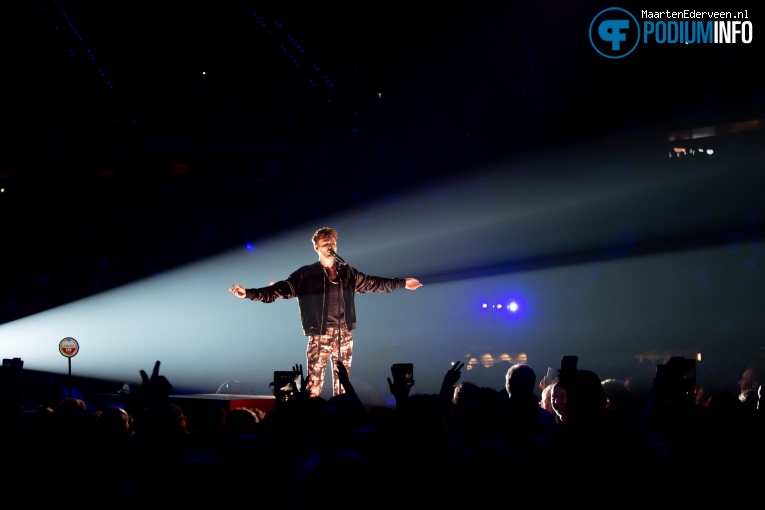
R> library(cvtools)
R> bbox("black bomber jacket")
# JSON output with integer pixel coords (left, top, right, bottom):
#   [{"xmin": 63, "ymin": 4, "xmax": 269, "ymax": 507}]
[{"xmin": 245, "ymin": 261, "xmax": 405, "ymax": 335}]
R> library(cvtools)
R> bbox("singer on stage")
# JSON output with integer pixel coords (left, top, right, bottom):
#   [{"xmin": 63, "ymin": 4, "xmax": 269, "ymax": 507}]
[{"xmin": 228, "ymin": 226, "xmax": 422, "ymax": 398}]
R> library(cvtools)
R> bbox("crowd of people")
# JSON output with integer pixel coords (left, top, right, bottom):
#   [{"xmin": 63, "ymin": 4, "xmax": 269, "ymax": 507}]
[{"xmin": 1, "ymin": 354, "xmax": 763, "ymax": 507}]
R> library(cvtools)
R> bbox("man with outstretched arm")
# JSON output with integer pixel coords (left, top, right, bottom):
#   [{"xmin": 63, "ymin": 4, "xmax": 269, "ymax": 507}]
[{"xmin": 229, "ymin": 226, "xmax": 422, "ymax": 398}]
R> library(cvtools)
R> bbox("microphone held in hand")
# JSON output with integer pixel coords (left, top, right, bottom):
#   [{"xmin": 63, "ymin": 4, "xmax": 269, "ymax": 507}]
[{"xmin": 329, "ymin": 248, "xmax": 346, "ymax": 266}]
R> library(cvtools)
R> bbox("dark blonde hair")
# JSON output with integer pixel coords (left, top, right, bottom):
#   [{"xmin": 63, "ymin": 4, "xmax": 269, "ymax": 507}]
[{"xmin": 312, "ymin": 227, "xmax": 338, "ymax": 247}]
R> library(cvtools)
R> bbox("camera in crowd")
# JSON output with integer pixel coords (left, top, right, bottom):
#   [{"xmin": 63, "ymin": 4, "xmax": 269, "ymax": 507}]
[
  {"xmin": 2, "ymin": 358, "xmax": 23, "ymax": 369},
  {"xmin": 391, "ymin": 363, "xmax": 414, "ymax": 387},
  {"xmin": 558, "ymin": 355, "xmax": 578, "ymax": 385},
  {"xmin": 271, "ymin": 370, "xmax": 302, "ymax": 407},
  {"xmin": 655, "ymin": 356, "xmax": 696, "ymax": 405}
]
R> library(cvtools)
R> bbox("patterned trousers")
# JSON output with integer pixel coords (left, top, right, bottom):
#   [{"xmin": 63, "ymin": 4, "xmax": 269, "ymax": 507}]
[{"xmin": 305, "ymin": 325, "xmax": 353, "ymax": 398}]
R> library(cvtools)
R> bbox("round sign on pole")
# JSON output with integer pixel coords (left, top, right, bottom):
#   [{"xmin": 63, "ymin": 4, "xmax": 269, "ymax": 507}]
[{"xmin": 59, "ymin": 337, "xmax": 79, "ymax": 358}]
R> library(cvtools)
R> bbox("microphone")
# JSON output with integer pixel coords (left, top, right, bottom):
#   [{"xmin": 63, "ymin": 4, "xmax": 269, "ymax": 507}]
[{"xmin": 329, "ymin": 248, "xmax": 346, "ymax": 266}]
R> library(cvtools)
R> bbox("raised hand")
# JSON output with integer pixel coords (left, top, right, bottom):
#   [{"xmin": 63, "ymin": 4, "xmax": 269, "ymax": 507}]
[
  {"xmin": 292, "ymin": 363, "xmax": 308, "ymax": 398},
  {"xmin": 334, "ymin": 359, "xmax": 364, "ymax": 410},
  {"xmin": 334, "ymin": 359, "xmax": 350, "ymax": 388},
  {"xmin": 138, "ymin": 360, "xmax": 173, "ymax": 410},
  {"xmin": 439, "ymin": 361, "xmax": 464, "ymax": 401},
  {"xmin": 443, "ymin": 361, "xmax": 464, "ymax": 387},
  {"xmin": 388, "ymin": 364, "xmax": 415, "ymax": 401}
]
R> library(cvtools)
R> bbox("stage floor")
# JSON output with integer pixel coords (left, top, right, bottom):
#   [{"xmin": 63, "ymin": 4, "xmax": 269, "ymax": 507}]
[{"xmin": 169, "ymin": 393, "xmax": 276, "ymax": 414}]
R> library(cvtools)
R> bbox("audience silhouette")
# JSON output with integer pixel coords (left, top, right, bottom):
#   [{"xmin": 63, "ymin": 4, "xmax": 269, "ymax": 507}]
[{"xmin": 1, "ymin": 353, "xmax": 762, "ymax": 506}]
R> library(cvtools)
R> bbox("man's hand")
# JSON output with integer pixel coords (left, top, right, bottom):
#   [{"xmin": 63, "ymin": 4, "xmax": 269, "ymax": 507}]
[
  {"xmin": 292, "ymin": 363, "xmax": 308, "ymax": 399},
  {"xmin": 388, "ymin": 364, "xmax": 415, "ymax": 400},
  {"xmin": 439, "ymin": 361, "xmax": 464, "ymax": 402},
  {"xmin": 229, "ymin": 284, "xmax": 246, "ymax": 298},
  {"xmin": 404, "ymin": 278, "xmax": 422, "ymax": 290},
  {"xmin": 539, "ymin": 367, "xmax": 555, "ymax": 391},
  {"xmin": 334, "ymin": 359, "xmax": 351, "ymax": 388},
  {"xmin": 334, "ymin": 360, "xmax": 364, "ymax": 410},
  {"xmin": 443, "ymin": 361, "xmax": 464, "ymax": 388},
  {"xmin": 138, "ymin": 360, "xmax": 173, "ymax": 410}
]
